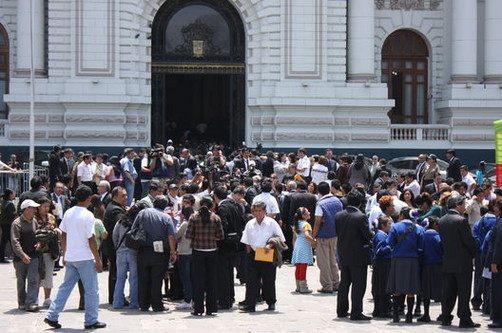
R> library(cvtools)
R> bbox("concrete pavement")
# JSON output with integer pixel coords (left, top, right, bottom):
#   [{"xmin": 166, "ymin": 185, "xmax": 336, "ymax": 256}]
[{"xmin": 0, "ymin": 261, "xmax": 493, "ymax": 332}]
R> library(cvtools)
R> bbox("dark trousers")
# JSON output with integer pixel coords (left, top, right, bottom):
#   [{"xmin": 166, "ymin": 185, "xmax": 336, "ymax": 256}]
[
  {"xmin": 492, "ymin": 271, "xmax": 502, "ymax": 324},
  {"xmin": 217, "ymin": 249, "xmax": 235, "ymax": 307},
  {"xmin": 282, "ymin": 224, "xmax": 293, "ymax": 261},
  {"xmin": 441, "ymin": 271, "xmax": 472, "ymax": 321},
  {"xmin": 471, "ymin": 252, "xmax": 483, "ymax": 308},
  {"xmin": 337, "ymin": 265, "xmax": 367, "ymax": 317},
  {"xmin": 0, "ymin": 223, "xmax": 11, "ymax": 260},
  {"xmin": 235, "ymin": 251, "xmax": 248, "ymax": 284},
  {"xmin": 245, "ymin": 251, "xmax": 277, "ymax": 307},
  {"xmin": 107, "ymin": 251, "xmax": 116, "ymax": 304},
  {"xmin": 137, "ymin": 247, "xmax": 168, "ymax": 310},
  {"xmin": 192, "ymin": 250, "xmax": 218, "ymax": 314},
  {"xmin": 482, "ymin": 277, "xmax": 491, "ymax": 314}
]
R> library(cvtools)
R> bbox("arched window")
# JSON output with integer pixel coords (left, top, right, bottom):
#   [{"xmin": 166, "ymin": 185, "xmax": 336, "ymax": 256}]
[
  {"xmin": 0, "ymin": 24, "xmax": 9, "ymax": 119},
  {"xmin": 382, "ymin": 30, "xmax": 429, "ymax": 124}
]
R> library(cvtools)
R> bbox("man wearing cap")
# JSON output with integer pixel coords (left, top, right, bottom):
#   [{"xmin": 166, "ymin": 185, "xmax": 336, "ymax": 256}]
[
  {"xmin": 11, "ymin": 199, "xmax": 41, "ymax": 312},
  {"xmin": 446, "ymin": 150, "xmax": 462, "ymax": 182},
  {"xmin": 45, "ymin": 185, "xmax": 106, "ymax": 329}
]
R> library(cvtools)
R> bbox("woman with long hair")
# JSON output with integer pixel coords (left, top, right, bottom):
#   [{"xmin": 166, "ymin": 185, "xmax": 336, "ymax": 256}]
[
  {"xmin": 400, "ymin": 189, "xmax": 417, "ymax": 208},
  {"xmin": 106, "ymin": 156, "xmax": 123, "ymax": 190},
  {"xmin": 35, "ymin": 197, "xmax": 61, "ymax": 307},
  {"xmin": 185, "ymin": 196, "xmax": 224, "ymax": 316}
]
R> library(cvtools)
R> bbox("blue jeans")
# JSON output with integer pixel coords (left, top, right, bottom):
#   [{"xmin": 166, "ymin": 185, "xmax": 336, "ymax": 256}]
[
  {"xmin": 178, "ymin": 254, "xmax": 193, "ymax": 303},
  {"xmin": 46, "ymin": 260, "xmax": 99, "ymax": 326},
  {"xmin": 113, "ymin": 249, "xmax": 138, "ymax": 308},
  {"xmin": 124, "ymin": 179, "xmax": 135, "ymax": 206}
]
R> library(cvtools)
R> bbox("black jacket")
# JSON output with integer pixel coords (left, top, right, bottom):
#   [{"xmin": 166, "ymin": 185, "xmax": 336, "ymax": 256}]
[
  {"xmin": 286, "ymin": 190, "xmax": 317, "ymax": 225},
  {"xmin": 103, "ymin": 201, "xmax": 126, "ymax": 256},
  {"xmin": 216, "ymin": 198, "xmax": 245, "ymax": 252},
  {"xmin": 438, "ymin": 209, "xmax": 477, "ymax": 273},
  {"xmin": 447, "ymin": 157, "xmax": 462, "ymax": 182},
  {"xmin": 49, "ymin": 151, "xmax": 62, "ymax": 180},
  {"xmin": 334, "ymin": 206, "xmax": 373, "ymax": 266}
]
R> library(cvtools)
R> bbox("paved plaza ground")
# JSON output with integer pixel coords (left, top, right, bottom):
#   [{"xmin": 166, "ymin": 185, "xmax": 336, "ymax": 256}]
[{"xmin": 0, "ymin": 261, "xmax": 494, "ymax": 332}]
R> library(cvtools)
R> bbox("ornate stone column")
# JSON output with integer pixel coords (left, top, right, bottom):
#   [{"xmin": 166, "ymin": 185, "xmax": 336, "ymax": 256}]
[
  {"xmin": 484, "ymin": 0, "xmax": 502, "ymax": 82},
  {"xmin": 451, "ymin": 0, "xmax": 477, "ymax": 82},
  {"xmin": 347, "ymin": 0, "xmax": 375, "ymax": 82},
  {"xmin": 16, "ymin": 0, "xmax": 45, "ymax": 75}
]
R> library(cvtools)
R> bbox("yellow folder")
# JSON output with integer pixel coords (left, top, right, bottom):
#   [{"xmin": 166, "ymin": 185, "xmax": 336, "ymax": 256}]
[{"xmin": 254, "ymin": 247, "xmax": 274, "ymax": 262}]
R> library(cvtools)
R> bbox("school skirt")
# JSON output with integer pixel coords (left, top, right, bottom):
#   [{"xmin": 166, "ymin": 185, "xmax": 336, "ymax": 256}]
[
  {"xmin": 421, "ymin": 263, "xmax": 442, "ymax": 300},
  {"xmin": 372, "ymin": 258, "xmax": 391, "ymax": 296},
  {"xmin": 387, "ymin": 257, "xmax": 421, "ymax": 295}
]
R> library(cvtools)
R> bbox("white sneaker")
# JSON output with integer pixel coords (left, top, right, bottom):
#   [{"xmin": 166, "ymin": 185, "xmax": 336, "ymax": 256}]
[
  {"xmin": 43, "ymin": 298, "xmax": 52, "ymax": 307},
  {"xmin": 175, "ymin": 301, "xmax": 193, "ymax": 310}
]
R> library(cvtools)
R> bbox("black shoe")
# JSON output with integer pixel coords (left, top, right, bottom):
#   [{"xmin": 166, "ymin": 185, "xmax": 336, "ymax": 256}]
[
  {"xmin": 472, "ymin": 306, "xmax": 481, "ymax": 311},
  {"xmin": 53, "ymin": 267, "xmax": 61, "ymax": 272},
  {"xmin": 84, "ymin": 321, "xmax": 107, "ymax": 329},
  {"xmin": 338, "ymin": 312, "xmax": 349, "ymax": 318},
  {"xmin": 44, "ymin": 318, "xmax": 62, "ymax": 329},
  {"xmin": 0, "ymin": 259, "xmax": 11, "ymax": 264},
  {"xmin": 438, "ymin": 314, "xmax": 453, "ymax": 326},
  {"xmin": 459, "ymin": 320, "xmax": 481, "ymax": 328},
  {"xmin": 405, "ymin": 314, "xmax": 413, "ymax": 323},
  {"xmin": 417, "ymin": 314, "xmax": 431, "ymax": 322},
  {"xmin": 218, "ymin": 304, "xmax": 232, "ymax": 310},
  {"xmin": 238, "ymin": 300, "xmax": 246, "ymax": 306},
  {"xmin": 488, "ymin": 323, "xmax": 502, "ymax": 328},
  {"xmin": 350, "ymin": 314, "xmax": 372, "ymax": 321},
  {"xmin": 191, "ymin": 312, "xmax": 203, "ymax": 316},
  {"xmin": 152, "ymin": 307, "xmax": 167, "ymax": 312},
  {"xmin": 266, "ymin": 304, "xmax": 275, "ymax": 311},
  {"xmin": 139, "ymin": 308, "xmax": 149, "ymax": 312},
  {"xmin": 239, "ymin": 306, "xmax": 256, "ymax": 313},
  {"xmin": 25, "ymin": 305, "xmax": 39, "ymax": 312}
]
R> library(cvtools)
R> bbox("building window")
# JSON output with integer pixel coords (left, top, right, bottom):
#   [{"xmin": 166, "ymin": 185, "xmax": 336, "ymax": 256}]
[
  {"xmin": 382, "ymin": 30, "xmax": 429, "ymax": 124},
  {"xmin": 0, "ymin": 24, "xmax": 9, "ymax": 119}
]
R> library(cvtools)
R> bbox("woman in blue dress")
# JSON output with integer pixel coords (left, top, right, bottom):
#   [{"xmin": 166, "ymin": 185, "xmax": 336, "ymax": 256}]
[{"xmin": 291, "ymin": 207, "xmax": 316, "ymax": 294}]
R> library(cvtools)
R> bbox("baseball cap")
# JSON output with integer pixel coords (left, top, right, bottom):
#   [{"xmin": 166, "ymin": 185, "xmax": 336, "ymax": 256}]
[{"xmin": 20, "ymin": 199, "xmax": 41, "ymax": 210}]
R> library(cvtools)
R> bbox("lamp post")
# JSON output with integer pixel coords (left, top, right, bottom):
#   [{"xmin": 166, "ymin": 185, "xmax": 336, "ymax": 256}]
[{"xmin": 29, "ymin": 0, "xmax": 35, "ymax": 180}]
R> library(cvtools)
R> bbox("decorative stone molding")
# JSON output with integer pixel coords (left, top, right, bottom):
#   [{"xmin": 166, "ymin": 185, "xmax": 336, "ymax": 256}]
[
  {"xmin": 64, "ymin": 115, "xmax": 125, "ymax": 124},
  {"xmin": 452, "ymin": 134, "xmax": 493, "ymax": 142},
  {"xmin": 276, "ymin": 132, "xmax": 333, "ymax": 141},
  {"xmin": 49, "ymin": 115, "xmax": 65, "ymax": 123},
  {"xmin": 10, "ymin": 131, "xmax": 46, "ymax": 139},
  {"xmin": 351, "ymin": 118, "xmax": 389, "ymax": 126},
  {"xmin": 9, "ymin": 114, "xmax": 46, "ymax": 122},
  {"xmin": 375, "ymin": 0, "xmax": 440, "ymax": 10},
  {"xmin": 452, "ymin": 119, "xmax": 495, "ymax": 127},
  {"xmin": 351, "ymin": 133, "xmax": 389, "ymax": 141},
  {"xmin": 65, "ymin": 130, "xmax": 125, "ymax": 139},
  {"xmin": 48, "ymin": 131, "xmax": 65, "ymax": 138}
]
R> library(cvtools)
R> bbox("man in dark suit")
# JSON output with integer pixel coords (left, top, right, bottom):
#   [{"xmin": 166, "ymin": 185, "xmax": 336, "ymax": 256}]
[
  {"xmin": 280, "ymin": 180, "xmax": 297, "ymax": 262},
  {"xmin": 97, "ymin": 180, "xmax": 112, "ymax": 207},
  {"xmin": 51, "ymin": 182, "xmax": 69, "ymax": 223},
  {"xmin": 180, "ymin": 148, "xmax": 198, "ymax": 175},
  {"xmin": 214, "ymin": 186, "xmax": 245, "ymax": 309},
  {"xmin": 334, "ymin": 189, "xmax": 373, "ymax": 321},
  {"xmin": 438, "ymin": 195, "xmax": 479, "ymax": 328},
  {"xmin": 446, "ymin": 149, "xmax": 462, "ymax": 182},
  {"xmin": 60, "ymin": 148, "xmax": 74, "ymax": 178},
  {"xmin": 49, "ymin": 145, "xmax": 63, "ymax": 192},
  {"xmin": 103, "ymin": 187, "xmax": 128, "ymax": 304},
  {"xmin": 489, "ymin": 199, "xmax": 502, "ymax": 328},
  {"xmin": 286, "ymin": 181, "xmax": 317, "ymax": 226},
  {"xmin": 424, "ymin": 173, "xmax": 443, "ymax": 200}
]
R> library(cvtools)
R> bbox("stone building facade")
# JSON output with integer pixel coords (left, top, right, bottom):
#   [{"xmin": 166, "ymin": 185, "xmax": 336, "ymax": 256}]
[{"xmin": 0, "ymin": 0, "xmax": 500, "ymax": 153}]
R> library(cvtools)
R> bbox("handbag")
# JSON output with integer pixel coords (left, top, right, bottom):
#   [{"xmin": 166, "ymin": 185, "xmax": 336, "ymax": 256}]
[{"xmin": 125, "ymin": 224, "xmax": 147, "ymax": 250}]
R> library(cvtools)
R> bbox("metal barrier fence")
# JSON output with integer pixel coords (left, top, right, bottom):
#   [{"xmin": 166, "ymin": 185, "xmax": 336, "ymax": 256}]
[{"xmin": 0, "ymin": 163, "xmax": 49, "ymax": 195}]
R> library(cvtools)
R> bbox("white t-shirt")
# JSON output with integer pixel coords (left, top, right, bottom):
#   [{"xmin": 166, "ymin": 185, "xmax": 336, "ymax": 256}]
[
  {"xmin": 77, "ymin": 162, "xmax": 93, "ymax": 182},
  {"xmin": 462, "ymin": 174, "xmax": 476, "ymax": 194},
  {"xmin": 311, "ymin": 163, "xmax": 328, "ymax": 184},
  {"xmin": 60, "ymin": 206, "xmax": 95, "ymax": 262},
  {"xmin": 240, "ymin": 216, "xmax": 285, "ymax": 250},
  {"xmin": 252, "ymin": 192, "xmax": 280, "ymax": 215}
]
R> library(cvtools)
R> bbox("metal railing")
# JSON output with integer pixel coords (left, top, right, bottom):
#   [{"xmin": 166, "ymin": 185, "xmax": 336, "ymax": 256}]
[
  {"xmin": 0, "ymin": 163, "xmax": 49, "ymax": 195},
  {"xmin": 390, "ymin": 124, "xmax": 450, "ymax": 141}
]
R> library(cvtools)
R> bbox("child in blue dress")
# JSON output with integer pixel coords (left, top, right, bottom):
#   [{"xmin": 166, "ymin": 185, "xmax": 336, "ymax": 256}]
[{"xmin": 291, "ymin": 207, "xmax": 316, "ymax": 294}]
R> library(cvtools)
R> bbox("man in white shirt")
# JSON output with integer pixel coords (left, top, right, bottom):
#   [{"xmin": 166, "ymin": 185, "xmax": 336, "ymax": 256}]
[
  {"xmin": 403, "ymin": 172, "xmax": 421, "ymax": 198},
  {"xmin": 45, "ymin": 185, "xmax": 106, "ymax": 330},
  {"xmin": 252, "ymin": 181, "xmax": 280, "ymax": 219},
  {"xmin": 296, "ymin": 148, "xmax": 311, "ymax": 178},
  {"xmin": 77, "ymin": 154, "xmax": 94, "ymax": 189},
  {"xmin": 460, "ymin": 165, "xmax": 477, "ymax": 195},
  {"xmin": 239, "ymin": 201, "xmax": 285, "ymax": 313}
]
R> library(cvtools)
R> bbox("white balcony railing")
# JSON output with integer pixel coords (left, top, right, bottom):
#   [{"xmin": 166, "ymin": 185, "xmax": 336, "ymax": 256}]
[{"xmin": 390, "ymin": 124, "xmax": 450, "ymax": 141}]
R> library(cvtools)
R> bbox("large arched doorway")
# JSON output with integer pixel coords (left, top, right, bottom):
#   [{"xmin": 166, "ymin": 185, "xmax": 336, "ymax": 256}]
[
  {"xmin": 151, "ymin": 0, "xmax": 245, "ymax": 148},
  {"xmin": 382, "ymin": 30, "xmax": 429, "ymax": 124}
]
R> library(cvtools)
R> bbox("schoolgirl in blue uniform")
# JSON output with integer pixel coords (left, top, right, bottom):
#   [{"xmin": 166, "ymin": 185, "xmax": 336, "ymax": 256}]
[
  {"xmin": 387, "ymin": 207, "xmax": 425, "ymax": 323},
  {"xmin": 372, "ymin": 216, "xmax": 393, "ymax": 318},
  {"xmin": 418, "ymin": 216, "xmax": 442, "ymax": 323}
]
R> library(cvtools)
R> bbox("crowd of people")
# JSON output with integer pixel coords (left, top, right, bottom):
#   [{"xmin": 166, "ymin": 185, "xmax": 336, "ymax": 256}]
[{"xmin": 0, "ymin": 142, "xmax": 502, "ymax": 329}]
